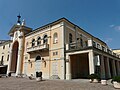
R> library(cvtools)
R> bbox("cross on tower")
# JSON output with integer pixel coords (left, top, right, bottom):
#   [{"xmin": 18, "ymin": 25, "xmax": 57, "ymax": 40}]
[{"xmin": 17, "ymin": 14, "xmax": 21, "ymax": 25}]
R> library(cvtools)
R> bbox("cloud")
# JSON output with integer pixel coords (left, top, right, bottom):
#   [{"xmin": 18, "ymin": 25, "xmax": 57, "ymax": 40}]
[
  {"xmin": 109, "ymin": 24, "xmax": 120, "ymax": 31},
  {"xmin": 114, "ymin": 26, "xmax": 120, "ymax": 31},
  {"xmin": 109, "ymin": 24, "xmax": 115, "ymax": 28},
  {"xmin": 105, "ymin": 38, "xmax": 113, "ymax": 43}
]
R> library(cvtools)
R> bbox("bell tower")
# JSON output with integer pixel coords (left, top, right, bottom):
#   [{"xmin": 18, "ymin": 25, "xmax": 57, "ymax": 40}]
[{"xmin": 7, "ymin": 15, "xmax": 32, "ymax": 76}]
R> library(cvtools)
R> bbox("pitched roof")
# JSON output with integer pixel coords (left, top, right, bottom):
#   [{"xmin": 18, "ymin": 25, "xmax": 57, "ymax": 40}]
[
  {"xmin": 0, "ymin": 40, "xmax": 12, "ymax": 46},
  {"xmin": 8, "ymin": 24, "xmax": 32, "ymax": 36},
  {"xmin": 25, "ymin": 17, "xmax": 107, "ymax": 45}
]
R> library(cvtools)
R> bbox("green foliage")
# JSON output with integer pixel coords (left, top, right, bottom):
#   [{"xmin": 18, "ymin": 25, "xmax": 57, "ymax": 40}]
[
  {"xmin": 111, "ymin": 76, "xmax": 120, "ymax": 83},
  {"xmin": 88, "ymin": 74, "xmax": 100, "ymax": 80}
]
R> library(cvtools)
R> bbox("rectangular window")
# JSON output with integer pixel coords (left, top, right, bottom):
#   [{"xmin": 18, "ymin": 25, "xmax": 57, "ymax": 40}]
[
  {"xmin": 1, "ymin": 56, "xmax": 4, "ymax": 65},
  {"xmin": 53, "ymin": 51, "xmax": 58, "ymax": 56},
  {"xmin": 7, "ymin": 55, "xmax": 9, "ymax": 61},
  {"xmin": 53, "ymin": 52, "xmax": 55, "ymax": 56},
  {"xmin": 55, "ymin": 52, "xmax": 58, "ymax": 55}
]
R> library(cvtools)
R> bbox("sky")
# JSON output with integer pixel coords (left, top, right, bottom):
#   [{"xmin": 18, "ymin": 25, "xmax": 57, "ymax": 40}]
[{"xmin": 0, "ymin": 0, "xmax": 120, "ymax": 49}]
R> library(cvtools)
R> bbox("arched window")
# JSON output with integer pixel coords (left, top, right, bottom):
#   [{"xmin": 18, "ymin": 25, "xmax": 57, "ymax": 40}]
[
  {"xmin": 32, "ymin": 39, "xmax": 35, "ymax": 47},
  {"xmin": 69, "ymin": 33, "xmax": 72, "ymax": 43},
  {"xmin": 53, "ymin": 33, "xmax": 58, "ymax": 44},
  {"xmin": 43, "ymin": 35, "xmax": 48, "ymax": 44},
  {"xmin": 35, "ymin": 55, "xmax": 41, "ymax": 61},
  {"xmin": 7, "ymin": 55, "xmax": 9, "ymax": 61},
  {"xmin": 80, "ymin": 38, "xmax": 83, "ymax": 47},
  {"xmin": 37, "ymin": 37, "xmax": 41, "ymax": 45}
]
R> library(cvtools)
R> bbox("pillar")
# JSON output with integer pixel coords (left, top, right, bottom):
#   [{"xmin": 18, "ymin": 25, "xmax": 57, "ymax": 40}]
[
  {"xmin": 106, "ymin": 57, "xmax": 111, "ymax": 78},
  {"xmin": 66, "ymin": 55, "xmax": 71, "ymax": 80},
  {"xmin": 112, "ymin": 60, "xmax": 117, "ymax": 77},
  {"xmin": 88, "ymin": 50, "xmax": 95, "ymax": 74},
  {"xmin": 116, "ymin": 61, "xmax": 120, "ymax": 76},
  {"xmin": 60, "ymin": 22, "xmax": 65, "ymax": 80},
  {"xmin": 100, "ymin": 55, "xmax": 105, "ymax": 79},
  {"xmin": 7, "ymin": 43, "xmax": 13, "ymax": 75},
  {"xmin": 88, "ymin": 39, "xmax": 93, "ymax": 47},
  {"xmin": 16, "ymin": 38, "xmax": 23, "ymax": 76}
]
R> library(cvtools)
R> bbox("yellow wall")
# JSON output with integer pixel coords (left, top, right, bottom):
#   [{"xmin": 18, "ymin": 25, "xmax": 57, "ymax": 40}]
[
  {"xmin": 113, "ymin": 49, "xmax": 120, "ymax": 54},
  {"xmin": 0, "ymin": 42, "xmax": 11, "ymax": 65},
  {"xmin": 23, "ymin": 23, "xmax": 65, "ymax": 79},
  {"xmin": 22, "ymin": 19, "xmax": 112, "ymax": 79}
]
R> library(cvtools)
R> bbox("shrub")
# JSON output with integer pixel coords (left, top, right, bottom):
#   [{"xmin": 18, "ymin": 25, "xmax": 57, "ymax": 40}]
[
  {"xmin": 111, "ymin": 76, "xmax": 120, "ymax": 83},
  {"xmin": 88, "ymin": 74, "xmax": 100, "ymax": 80}
]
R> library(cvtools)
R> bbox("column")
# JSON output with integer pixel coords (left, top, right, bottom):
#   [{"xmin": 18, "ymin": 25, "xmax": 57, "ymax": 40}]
[
  {"xmin": 116, "ymin": 61, "xmax": 120, "ymax": 76},
  {"xmin": 60, "ymin": 22, "xmax": 65, "ymax": 80},
  {"xmin": 7, "ymin": 43, "xmax": 13, "ymax": 75},
  {"xmin": 16, "ymin": 38, "xmax": 23, "ymax": 76},
  {"xmin": 119, "ymin": 62, "xmax": 120, "ymax": 75},
  {"xmin": 106, "ymin": 57, "xmax": 111, "ymax": 78},
  {"xmin": 100, "ymin": 55, "xmax": 105, "ymax": 79},
  {"xmin": 88, "ymin": 50, "xmax": 95, "ymax": 74},
  {"xmin": 112, "ymin": 60, "xmax": 117, "ymax": 77},
  {"xmin": 66, "ymin": 55, "xmax": 71, "ymax": 80}
]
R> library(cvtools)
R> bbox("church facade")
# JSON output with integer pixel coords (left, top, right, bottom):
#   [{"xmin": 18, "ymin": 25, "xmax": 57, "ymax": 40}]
[{"xmin": 0, "ymin": 17, "xmax": 120, "ymax": 80}]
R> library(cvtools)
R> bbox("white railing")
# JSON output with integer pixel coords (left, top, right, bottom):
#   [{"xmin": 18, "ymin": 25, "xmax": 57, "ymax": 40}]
[
  {"xmin": 27, "ymin": 44, "xmax": 49, "ymax": 53},
  {"xmin": 66, "ymin": 39, "xmax": 120, "ymax": 59}
]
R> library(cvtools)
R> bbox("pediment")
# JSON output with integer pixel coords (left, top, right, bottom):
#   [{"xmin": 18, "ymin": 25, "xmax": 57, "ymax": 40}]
[
  {"xmin": 8, "ymin": 24, "xmax": 21, "ymax": 36},
  {"xmin": 8, "ymin": 24, "xmax": 32, "ymax": 36}
]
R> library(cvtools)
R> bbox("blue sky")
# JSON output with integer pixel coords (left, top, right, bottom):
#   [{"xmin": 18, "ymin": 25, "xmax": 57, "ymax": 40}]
[{"xmin": 0, "ymin": 0, "xmax": 120, "ymax": 49}]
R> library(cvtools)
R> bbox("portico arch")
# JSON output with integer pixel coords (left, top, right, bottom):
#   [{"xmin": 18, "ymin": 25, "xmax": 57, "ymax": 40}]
[{"xmin": 10, "ymin": 41, "xmax": 19, "ymax": 73}]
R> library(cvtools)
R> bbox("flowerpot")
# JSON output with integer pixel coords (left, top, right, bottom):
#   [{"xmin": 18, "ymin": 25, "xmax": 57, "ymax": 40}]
[
  {"xmin": 101, "ymin": 80, "xmax": 107, "ymax": 85},
  {"xmin": 93, "ymin": 79, "xmax": 99, "ymax": 83},
  {"xmin": 113, "ymin": 81, "xmax": 120, "ymax": 89},
  {"xmin": 36, "ymin": 77, "xmax": 42, "ymax": 82}
]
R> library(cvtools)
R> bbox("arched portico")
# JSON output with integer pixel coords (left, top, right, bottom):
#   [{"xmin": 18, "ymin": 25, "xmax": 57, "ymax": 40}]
[
  {"xmin": 10, "ymin": 41, "xmax": 19, "ymax": 73},
  {"xmin": 8, "ymin": 41, "xmax": 19, "ymax": 73}
]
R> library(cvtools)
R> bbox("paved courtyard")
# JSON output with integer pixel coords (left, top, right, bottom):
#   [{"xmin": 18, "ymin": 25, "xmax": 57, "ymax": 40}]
[{"xmin": 0, "ymin": 77, "xmax": 116, "ymax": 90}]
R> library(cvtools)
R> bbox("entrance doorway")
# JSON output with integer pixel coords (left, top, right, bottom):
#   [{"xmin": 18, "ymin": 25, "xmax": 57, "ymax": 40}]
[
  {"xmin": 70, "ymin": 53, "xmax": 89, "ymax": 79},
  {"xmin": 35, "ymin": 55, "xmax": 41, "ymax": 77},
  {"xmin": 10, "ymin": 41, "xmax": 19, "ymax": 73}
]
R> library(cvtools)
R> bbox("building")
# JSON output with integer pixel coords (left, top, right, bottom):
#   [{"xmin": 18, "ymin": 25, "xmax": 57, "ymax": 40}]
[
  {"xmin": 0, "ymin": 16, "xmax": 120, "ymax": 80},
  {"xmin": 0, "ymin": 40, "xmax": 11, "ymax": 74},
  {"xmin": 113, "ymin": 49, "xmax": 120, "ymax": 55}
]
